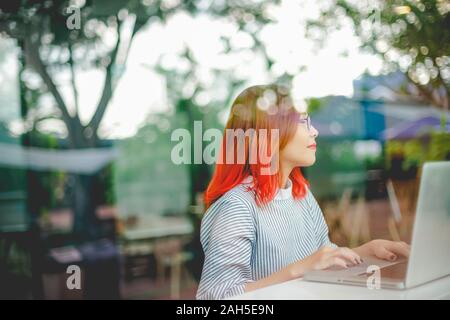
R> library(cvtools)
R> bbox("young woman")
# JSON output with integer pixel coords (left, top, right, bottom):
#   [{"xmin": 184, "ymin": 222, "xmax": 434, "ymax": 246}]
[{"xmin": 196, "ymin": 85, "xmax": 410, "ymax": 300}]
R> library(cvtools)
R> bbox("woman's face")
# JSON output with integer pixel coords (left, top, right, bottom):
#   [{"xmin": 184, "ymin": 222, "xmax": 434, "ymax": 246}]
[{"xmin": 280, "ymin": 114, "xmax": 319, "ymax": 168}]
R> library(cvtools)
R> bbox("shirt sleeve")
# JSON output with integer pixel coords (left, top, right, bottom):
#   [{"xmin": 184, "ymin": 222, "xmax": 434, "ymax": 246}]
[
  {"xmin": 306, "ymin": 188, "xmax": 337, "ymax": 249},
  {"xmin": 196, "ymin": 196, "xmax": 256, "ymax": 300}
]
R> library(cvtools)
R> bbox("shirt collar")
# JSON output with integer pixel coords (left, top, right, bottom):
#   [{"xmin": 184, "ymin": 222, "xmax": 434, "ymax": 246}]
[
  {"xmin": 242, "ymin": 176, "xmax": 293, "ymax": 200},
  {"xmin": 275, "ymin": 177, "xmax": 292, "ymax": 200}
]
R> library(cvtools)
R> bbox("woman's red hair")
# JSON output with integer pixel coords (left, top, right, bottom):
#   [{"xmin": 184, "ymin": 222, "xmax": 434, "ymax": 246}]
[{"xmin": 204, "ymin": 84, "xmax": 309, "ymax": 210}]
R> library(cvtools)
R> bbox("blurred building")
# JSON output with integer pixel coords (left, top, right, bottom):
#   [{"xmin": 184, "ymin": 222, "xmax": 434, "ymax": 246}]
[{"xmin": 306, "ymin": 71, "xmax": 449, "ymax": 200}]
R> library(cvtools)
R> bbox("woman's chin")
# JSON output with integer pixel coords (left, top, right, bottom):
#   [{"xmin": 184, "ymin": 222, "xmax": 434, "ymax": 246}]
[{"xmin": 297, "ymin": 157, "xmax": 316, "ymax": 167}]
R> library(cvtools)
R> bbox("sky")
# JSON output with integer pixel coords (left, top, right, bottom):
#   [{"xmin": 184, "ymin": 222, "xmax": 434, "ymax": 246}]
[{"xmin": 0, "ymin": 0, "xmax": 384, "ymax": 139}]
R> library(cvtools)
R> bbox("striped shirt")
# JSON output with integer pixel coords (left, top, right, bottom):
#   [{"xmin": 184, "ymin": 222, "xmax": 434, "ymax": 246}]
[{"xmin": 196, "ymin": 176, "xmax": 335, "ymax": 300}]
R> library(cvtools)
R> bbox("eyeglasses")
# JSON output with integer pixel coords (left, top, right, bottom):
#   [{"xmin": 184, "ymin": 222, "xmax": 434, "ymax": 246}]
[{"xmin": 298, "ymin": 115, "xmax": 312, "ymax": 131}]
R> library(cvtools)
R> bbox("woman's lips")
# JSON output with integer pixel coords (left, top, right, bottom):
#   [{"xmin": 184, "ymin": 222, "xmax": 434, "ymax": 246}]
[{"xmin": 307, "ymin": 144, "xmax": 317, "ymax": 150}]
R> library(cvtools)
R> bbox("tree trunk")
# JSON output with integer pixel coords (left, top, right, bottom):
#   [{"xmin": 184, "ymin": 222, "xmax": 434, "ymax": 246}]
[
  {"xmin": 72, "ymin": 174, "xmax": 96, "ymax": 239},
  {"xmin": 68, "ymin": 129, "xmax": 103, "ymax": 240}
]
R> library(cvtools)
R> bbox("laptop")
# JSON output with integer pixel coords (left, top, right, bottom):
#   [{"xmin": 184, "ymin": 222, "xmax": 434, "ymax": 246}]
[{"xmin": 304, "ymin": 161, "xmax": 450, "ymax": 289}]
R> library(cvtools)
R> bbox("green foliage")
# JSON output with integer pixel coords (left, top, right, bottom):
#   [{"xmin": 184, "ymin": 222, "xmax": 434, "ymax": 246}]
[
  {"xmin": 363, "ymin": 153, "xmax": 385, "ymax": 170},
  {"xmin": 308, "ymin": 0, "xmax": 450, "ymax": 109},
  {"xmin": 427, "ymin": 131, "xmax": 450, "ymax": 160},
  {"xmin": 385, "ymin": 131, "xmax": 450, "ymax": 171},
  {"xmin": 308, "ymin": 139, "xmax": 367, "ymax": 199},
  {"xmin": 403, "ymin": 139, "xmax": 424, "ymax": 169},
  {"xmin": 307, "ymin": 97, "xmax": 323, "ymax": 114},
  {"xmin": 0, "ymin": 240, "xmax": 31, "ymax": 278},
  {"xmin": 97, "ymin": 163, "xmax": 116, "ymax": 205}
]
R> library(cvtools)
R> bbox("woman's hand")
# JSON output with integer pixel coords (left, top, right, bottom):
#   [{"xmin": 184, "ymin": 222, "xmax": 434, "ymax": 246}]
[
  {"xmin": 289, "ymin": 246, "xmax": 363, "ymax": 278},
  {"xmin": 355, "ymin": 239, "xmax": 411, "ymax": 261},
  {"xmin": 287, "ymin": 240, "xmax": 411, "ymax": 280},
  {"xmin": 249, "ymin": 246, "xmax": 364, "ymax": 289}
]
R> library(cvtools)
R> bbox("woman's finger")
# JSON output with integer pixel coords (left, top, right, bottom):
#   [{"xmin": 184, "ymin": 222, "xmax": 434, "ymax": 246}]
[
  {"xmin": 388, "ymin": 241, "xmax": 410, "ymax": 257},
  {"xmin": 342, "ymin": 247, "xmax": 363, "ymax": 264},
  {"xmin": 329, "ymin": 256, "xmax": 349, "ymax": 269},
  {"xmin": 375, "ymin": 246, "xmax": 397, "ymax": 261},
  {"xmin": 332, "ymin": 248, "xmax": 361, "ymax": 265},
  {"xmin": 338, "ymin": 247, "xmax": 362, "ymax": 265}
]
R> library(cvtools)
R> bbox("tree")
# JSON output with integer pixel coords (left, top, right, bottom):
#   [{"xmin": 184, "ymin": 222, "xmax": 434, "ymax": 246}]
[
  {"xmin": 0, "ymin": 0, "xmax": 281, "ymax": 236},
  {"xmin": 307, "ymin": 0, "xmax": 450, "ymax": 110}
]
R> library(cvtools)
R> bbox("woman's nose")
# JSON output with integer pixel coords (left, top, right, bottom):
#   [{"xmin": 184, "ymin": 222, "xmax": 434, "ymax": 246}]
[{"xmin": 310, "ymin": 125, "xmax": 319, "ymax": 138}]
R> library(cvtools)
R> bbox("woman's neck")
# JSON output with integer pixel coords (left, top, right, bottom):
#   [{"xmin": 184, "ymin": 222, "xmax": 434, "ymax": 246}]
[{"xmin": 279, "ymin": 163, "xmax": 294, "ymax": 189}]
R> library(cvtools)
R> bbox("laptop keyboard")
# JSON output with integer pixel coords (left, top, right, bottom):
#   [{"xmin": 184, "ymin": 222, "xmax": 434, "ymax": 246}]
[{"xmin": 325, "ymin": 258, "xmax": 407, "ymax": 277}]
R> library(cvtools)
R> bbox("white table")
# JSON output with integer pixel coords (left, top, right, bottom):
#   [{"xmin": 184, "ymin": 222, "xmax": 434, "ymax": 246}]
[
  {"xmin": 231, "ymin": 276, "xmax": 450, "ymax": 300},
  {"xmin": 122, "ymin": 216, "xmax": 193, "ymax": 241}
]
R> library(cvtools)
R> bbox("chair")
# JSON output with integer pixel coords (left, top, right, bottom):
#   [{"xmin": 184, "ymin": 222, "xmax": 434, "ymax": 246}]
[{"xmin": 153, "ymin": 237, "xmax": 193, "ymax": 299}]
